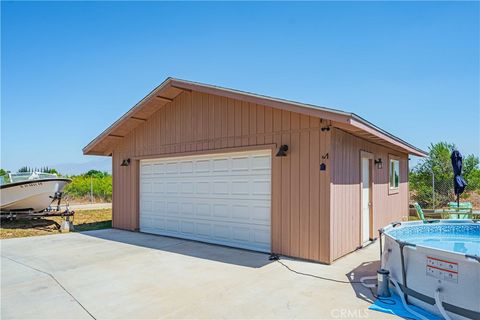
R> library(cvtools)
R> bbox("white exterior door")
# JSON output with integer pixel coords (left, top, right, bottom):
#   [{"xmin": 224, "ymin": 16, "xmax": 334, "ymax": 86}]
[
  {"xmin": 361, "ymin": 157, "xmax": 371, "ymax": 243},
  {"xmin": 139, "ymin": 150, "xmax": 272, "ymax": 252}
]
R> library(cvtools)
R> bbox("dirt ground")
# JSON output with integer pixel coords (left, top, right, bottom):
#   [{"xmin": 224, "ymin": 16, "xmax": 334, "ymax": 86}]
[
  {"xmin": 467, "ymin": 192, "xmax": 480, "ymax": 209},
  {"xmin": 0, "ymin": 209, "xmax": 112, "ymax": 239}
]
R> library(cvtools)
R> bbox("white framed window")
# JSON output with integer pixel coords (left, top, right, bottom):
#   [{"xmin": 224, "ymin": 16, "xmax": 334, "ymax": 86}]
[{"xmin": 389, "ymin": 155, "xmax": 400, "ymax": 193}]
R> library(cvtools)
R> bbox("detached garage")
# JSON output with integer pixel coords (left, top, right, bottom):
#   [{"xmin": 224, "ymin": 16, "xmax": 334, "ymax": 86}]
[{"xmin": 84, "ymin": 77, "xmax": 426, "ymax": 264}]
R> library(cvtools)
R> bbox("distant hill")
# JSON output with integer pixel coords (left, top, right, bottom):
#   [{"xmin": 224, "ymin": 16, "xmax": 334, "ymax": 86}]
[{"xmin": 49, "ymin": 158, "xmax": 111, "ymax": 176}]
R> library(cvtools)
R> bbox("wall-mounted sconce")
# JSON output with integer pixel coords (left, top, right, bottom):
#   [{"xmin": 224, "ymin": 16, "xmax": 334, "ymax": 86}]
[
  {"xmin": 276, "ymin": 145, "xmax": 289, "ymax": 157},
  {"xmin": 120, "ymin": 158, "xmax": 131, "ymax": 167},
  {"xmin": 374, "ymin": 158, "xmax": 383, "ymax": 169},
  {"xmin": 321, "ymin": 126, "xmax": 330, "ymax": 132}
]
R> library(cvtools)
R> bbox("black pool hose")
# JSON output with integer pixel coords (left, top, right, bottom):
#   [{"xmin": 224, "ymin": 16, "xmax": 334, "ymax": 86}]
[
  {"xmin": 465, "ymin": 254, "xmax": 480, "ymax": 263},
  {"xmin": 397, "ymin": 240, "xmax": 416, "ymax": 304}
]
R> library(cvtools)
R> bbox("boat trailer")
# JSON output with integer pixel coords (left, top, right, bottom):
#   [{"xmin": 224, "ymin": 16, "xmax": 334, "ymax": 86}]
[{"xmin": 0, "ymin": 192, "xmax": 75, "ymax": 232}]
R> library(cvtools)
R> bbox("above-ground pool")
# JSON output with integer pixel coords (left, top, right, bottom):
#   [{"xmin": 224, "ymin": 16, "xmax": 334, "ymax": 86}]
[{"xmin": 381, "ymin": 220, "xmax": 480, "ymax": 320}]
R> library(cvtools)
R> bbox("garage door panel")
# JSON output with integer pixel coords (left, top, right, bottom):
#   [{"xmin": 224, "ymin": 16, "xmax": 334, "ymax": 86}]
[
  {"xmin": 196, "ymin": 223, "xmax": 211, "ymax": 236},
  {"xmin": 252, "ymin": 205, "xmax": 270, "ymax": 222},
  {"xmin": 213, "ymin": 181, "xmax": 229, "ymax": 195},
  {"xmin": 140, "ymin": 150, "xmax": 272, "ymax": 252},
  {"xmin": 196, "ymin": 182, "xmax": 210, "ymax": 194},
  {"xmin": 232, "ymin": 227, "xmax": 250, "ymax": 242},
  {"xmin": 166, "ymin": 219, "xmax": 180, "ymax": 232},
  {"xmin": 181, "ymin": 221, "xmax": 195, "ymax": 234},
  {"xmin": 166, "ymin": 162, "xmax": 178, "ymax": 174},
  {"xmin": 231, "ymin": 157, "xmax": 249, "ymax": 171},
  {"xmin": 254, "ymin": 228, "xmax": 270, "ymax": 244},
  {"xmin": 166, "ymin": 202, "xmax": 178, "ymax": 214},
  {"xmin": 180, "ymin": 161, "xmax": 194, "ymax": 173},
  {"xmin": 213, "ymin": 158, "xmax": 229, "ymax": 172},
  {"xmin": 152, "ymin": 163, "xmax": 165, "ymax": 174},
  {"xmin": 195, "ymin": 160, "xmax": 210, "ymax": 172},
  {"xmin": 180, "ymin": 202, "xmax": 194, "ymax": 216},
  {"xmin": 212, "ymin": 204, "xmax": 229, "ymax": 218},
  {"xmin": 141, "ymin": 182, "xmax": 153, "ymax": 193},
  {"xmin": 166, "ymin": 182, "xmax": 178, "ymax": 193},
  {"xmin": 142, "ymin": 200, "xmax": 153, "ymax": 212},
  {"xmin": 152, "ymin": 182, "xmax": 164, "ymax": 193},
  {"xmin": 213, "ymin": 225, "xmax": 230, "ymax": 239},
  {"xmin": 252, "ymin": 180, "xmax": 271, "ymax": 195},
  {"xmin": 196, "ymin": 203, "xmax": 211, "ymax": 217},
  {"xmin": 251, "ymin": 155, "xmax": 271, "ymax": 170}
]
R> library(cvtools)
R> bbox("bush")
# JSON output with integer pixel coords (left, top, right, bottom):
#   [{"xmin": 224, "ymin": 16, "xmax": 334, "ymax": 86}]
[{"xmin": 64, "ymin": 173, "xmax": 112, "ymax": 202}]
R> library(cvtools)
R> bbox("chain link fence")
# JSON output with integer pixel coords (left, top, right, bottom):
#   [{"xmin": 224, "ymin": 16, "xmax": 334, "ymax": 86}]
[
  {"xmin": 63, "ymin": 175, "xmax": 112, "ymax": 204},
  {"xmin": 410, "ymin": 171, "xmax": 480, "ymax": 212}
]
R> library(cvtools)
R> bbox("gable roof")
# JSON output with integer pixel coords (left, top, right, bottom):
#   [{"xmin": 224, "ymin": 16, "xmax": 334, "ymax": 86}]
[{"xmin": 83, "ymin": 77, "xmax": 427, "ymax": 157}]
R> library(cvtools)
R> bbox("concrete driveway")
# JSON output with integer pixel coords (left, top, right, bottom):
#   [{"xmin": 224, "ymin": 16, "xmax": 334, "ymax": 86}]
[{"xmin": 1, "ymin": 229, "xmax": 396, "ymax": 319}]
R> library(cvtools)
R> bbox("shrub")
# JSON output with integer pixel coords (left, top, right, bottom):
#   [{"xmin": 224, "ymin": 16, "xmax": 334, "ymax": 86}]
[{"xmin": 64, "ymin": 173, "xmax": 112, "ymax": 202}]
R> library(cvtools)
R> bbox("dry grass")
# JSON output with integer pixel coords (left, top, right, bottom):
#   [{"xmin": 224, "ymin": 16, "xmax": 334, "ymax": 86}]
[{"xmin": 0, "ymin": 209, "xmax": 112, "ymax": 239}]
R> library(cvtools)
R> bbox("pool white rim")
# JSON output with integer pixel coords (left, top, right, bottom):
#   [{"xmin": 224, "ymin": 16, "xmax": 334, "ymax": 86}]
[{"xmin": 382, "ymin": 220, "xmax": 480, "ymax": 260}]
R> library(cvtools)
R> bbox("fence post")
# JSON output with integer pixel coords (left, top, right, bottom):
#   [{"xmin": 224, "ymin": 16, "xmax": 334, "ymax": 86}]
[
  {"xmin": 90, "ymin": 176, "xmax": 93, "ymax": 204},
  {"xmin": 432, "ymin": 170, "xmax": 435, "ymax": 209}
]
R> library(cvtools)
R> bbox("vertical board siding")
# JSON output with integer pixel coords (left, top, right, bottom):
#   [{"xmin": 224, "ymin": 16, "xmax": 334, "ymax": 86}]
[
  {"xmin": 290, "ymin": 113, "xmax": 300, "ymax": 257},
  {"xmin": 280, "ymin": 111, "xmax": 291, "ymax": 255},
  {"xmin": 112, "ymin": 91, "xmax": 332, "ymax": 263},
  {"xmin": 329, "ymin": 128, "xmax": 409, "ymax": 261}
]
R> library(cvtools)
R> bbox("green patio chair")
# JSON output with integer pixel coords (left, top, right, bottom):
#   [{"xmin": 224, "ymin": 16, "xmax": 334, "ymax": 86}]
[
  {"xmin": 447, "ymin": 202, "xmax": 473, "ymax": 219},
  {"xmin": 414, "ymin": 202, "xmax": 426, "ymax": 221},
  {"xmin": 447, "ymin": 202, "xmax": 473, "ymax": 210}
]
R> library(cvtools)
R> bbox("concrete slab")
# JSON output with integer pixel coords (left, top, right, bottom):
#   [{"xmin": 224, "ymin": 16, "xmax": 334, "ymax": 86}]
[{"xmin": 1, "ymin": 229, "xmax": 398, "ymax": 319}]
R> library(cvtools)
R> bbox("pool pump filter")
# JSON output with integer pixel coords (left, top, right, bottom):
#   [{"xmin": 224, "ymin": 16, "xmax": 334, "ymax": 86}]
[{"xmin": 377, "ymin": 269, "xmax": 391, "ymax": 297}]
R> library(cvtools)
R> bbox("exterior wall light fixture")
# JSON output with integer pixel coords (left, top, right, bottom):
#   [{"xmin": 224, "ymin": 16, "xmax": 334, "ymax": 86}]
[
  {"xmin": 121, "ymin": 158, "xmax": 131, "ymax": 167},
  {"xmin": 374, "ymin": 158, "xmax": 383, "ymax": 169},
  {"xmin": 276, "ymin": 145, "xmax": 289, "ymax": 157}
]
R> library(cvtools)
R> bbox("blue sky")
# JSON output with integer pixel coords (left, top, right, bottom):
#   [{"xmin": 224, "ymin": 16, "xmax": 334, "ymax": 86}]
[{"xmin": 2, "ymin": 1, "xmax": 479, "ymax": 172}]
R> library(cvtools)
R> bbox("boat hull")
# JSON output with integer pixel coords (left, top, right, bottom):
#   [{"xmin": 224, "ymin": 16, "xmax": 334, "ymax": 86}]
[{"xmin": 0, "ymin": 179, "xmax": 71, "ymax": 212}]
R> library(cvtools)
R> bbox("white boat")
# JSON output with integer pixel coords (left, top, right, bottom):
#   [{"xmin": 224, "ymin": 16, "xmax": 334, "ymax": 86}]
[{"xmin": 0, "ymin": 172, "xmax": 71, "ymax": 213}]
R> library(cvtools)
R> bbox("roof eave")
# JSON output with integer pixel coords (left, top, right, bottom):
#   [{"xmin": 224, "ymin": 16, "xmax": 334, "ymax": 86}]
[
  {"xmin": 83, "ymin": 77, "xmax": 427, "ymax": 158},
  {"xmin": 349, "ymin": 116, "xmax": 428, "ymax": 157}
]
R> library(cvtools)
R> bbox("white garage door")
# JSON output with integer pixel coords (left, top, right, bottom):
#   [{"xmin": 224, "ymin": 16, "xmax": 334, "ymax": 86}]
[{"xmin": 139, "ymin": 150, "xmax": 272, "ymax": 252}]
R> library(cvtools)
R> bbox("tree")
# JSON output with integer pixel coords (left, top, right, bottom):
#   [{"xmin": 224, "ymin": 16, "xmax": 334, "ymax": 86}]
[
  {"xmin": 463, "ymin": 155, "xmax": 480, "ymax": 190},
  {"xmin": 0, "ymin": 169, "xmax": 10, "ymax": 183},
  {"xmin": 63, "ymin": 170, "xmax": 112, "ymax": 202},
  {"xmin": 84, "ymin": 170, "xmax": 109, "ymax": 178},
  {"xmin": 44, "ymin": 168, "xmax": 59, "ymax": 175},
  {"xmin": 410, "ymin": 142, "xmax": 480, "ymax": 208}
]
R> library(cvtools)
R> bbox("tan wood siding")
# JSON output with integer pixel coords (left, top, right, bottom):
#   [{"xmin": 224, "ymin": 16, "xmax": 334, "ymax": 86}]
[
  {"xmin": 112, "ymin": 91, "xmax": 332, "ymax": 263},
  {"xmin": 329, "ymin": 128, "xmax": 409, "ymax": 261},
  {"xmin": 112, "ymin": 133, "xmax": 139, "ymax": 230}
]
